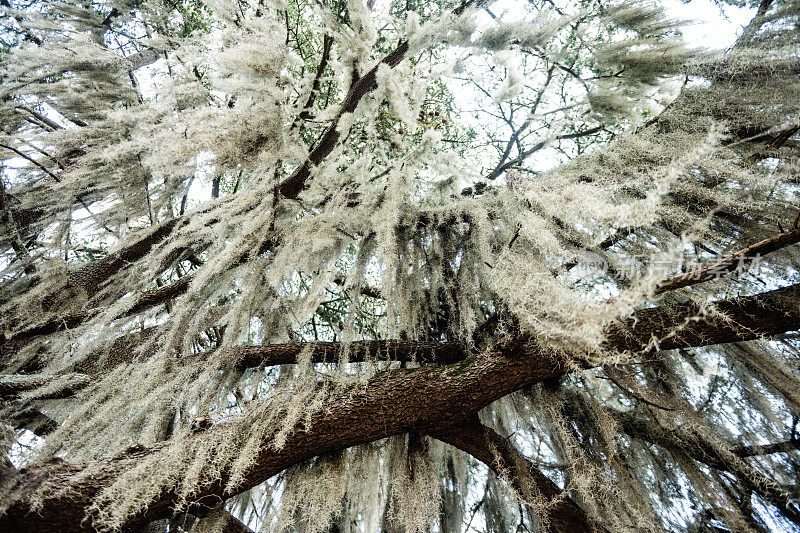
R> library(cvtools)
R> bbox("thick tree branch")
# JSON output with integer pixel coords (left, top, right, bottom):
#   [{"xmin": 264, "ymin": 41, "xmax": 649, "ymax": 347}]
[
  {"xmin": 0, "ymin": 373, "xmax": 91, "ymax": 399},
  {"xmin": 3, "ymin": 284, "xmax": 800, "ymax": 531},
  {"xmin": 210, "ymin": 279, "xmax": 800, "ymax": 365},
  {"xmin": 606, "ymin": 282, "xmax": 800, "ymax": 353},
  {"xmin": 66, "ymin": 217, "xmax": 183, "ymax": 299},
  {"xmin": 9, "ymin": 282, "xmax": 800, "ymax": 400}
]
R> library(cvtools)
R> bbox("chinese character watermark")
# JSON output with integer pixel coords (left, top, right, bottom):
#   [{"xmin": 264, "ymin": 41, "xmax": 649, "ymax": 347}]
[{"xmin": 573, "ymin": 251, "xmax": 763, "ymax": 282}]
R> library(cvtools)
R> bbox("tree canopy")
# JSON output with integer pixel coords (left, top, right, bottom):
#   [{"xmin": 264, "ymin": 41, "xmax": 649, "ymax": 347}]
[{"xmin": 1, "ymin": 0, "xmax": 800, "ymax": 531}]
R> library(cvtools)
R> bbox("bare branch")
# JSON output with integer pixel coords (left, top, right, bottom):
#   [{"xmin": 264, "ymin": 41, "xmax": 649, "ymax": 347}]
[
  {"xmin": 654, "ymin": 227, "xmax": 800, "ymax": 295},
  {"xmin": 428, "ymin": 416, "xmax": 606, "ymax": 532},
  {"xmin": 732, "ymin": 439, "xmax": 800, "ymax": 458},
  {"xmin": 3, "ymin": 284, "xmax": 800, "ymax": 531}
]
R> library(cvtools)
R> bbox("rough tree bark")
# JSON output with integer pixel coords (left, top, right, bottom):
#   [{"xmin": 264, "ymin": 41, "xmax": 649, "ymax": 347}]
[{"xmin": 3, "ymin": 283, "xmax": 800, "ymax": 532}]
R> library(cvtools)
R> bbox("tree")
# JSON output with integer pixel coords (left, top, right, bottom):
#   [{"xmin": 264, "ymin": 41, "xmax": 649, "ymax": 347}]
[{"xmin": 1, "ymin": 0, "xmax": 799, "ymax": 531}]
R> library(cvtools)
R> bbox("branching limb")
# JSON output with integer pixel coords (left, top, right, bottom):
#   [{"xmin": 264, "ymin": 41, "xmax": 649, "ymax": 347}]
[
  {"xmin": 7, "ymin": 282, "xmax": 800, "ymax": 392},
  {"xmin": 428, "ymin": 416, "xmax": 605, "ymax": 532},
  {"xmin": 654, "ymin": 227, "xmax": 800, "ymax": 295},
  {"xmin": 3, "ymin": 285, "xmax": 800, "ymax": 531},
  {"xmin": 292, "ymin": 33, "xmax": 334, "ymax": 129},
  {"xmin": 1, "ymin": 271, "xmax": 385, "ymax": 361},
  {"xmin": 0, "ymin": 373, "xmax": 92, "ymax": 399},
  {"xmin": 732, "ymin": 439, "xmax": 800, "ymax": 458},
  {"xmin": 277, "ymin": 39, "xmax": 410, "ymax": 198},
  {"xmin": 13, "ymin": 106, "xmax": 62, "ymax": 131},
  {"xmin": 52, "ymin": 31, "xmax": 413, "ymax": 304},
  {"xmin": 613, "ymin": 409, "xmax": 800, "ymax": 526}
]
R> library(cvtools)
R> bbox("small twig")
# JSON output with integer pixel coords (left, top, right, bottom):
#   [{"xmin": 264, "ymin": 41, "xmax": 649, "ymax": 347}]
[
  {"xmin": 604, "ymin": 366, "xmax": 676, "ymax": 411},
  {"xmin": 655, "ymin": 227, "xmax": 800, "ymax": 295},
  {"xmin": 0, "ymin": 143, "xmax": 61, "ymax": 182},
  {"xmin": 508, "ymin": 224, "xmax": 521, "ymax": 249},
  {"xmin": 747, "ymin": 125, "xmax": 799, "ymax": 164}
]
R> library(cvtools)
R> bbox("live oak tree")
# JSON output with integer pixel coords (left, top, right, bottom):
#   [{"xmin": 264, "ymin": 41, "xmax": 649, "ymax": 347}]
[{"xmin": 1, "ymin": 0, "xmax": 799, "ymax": 531}]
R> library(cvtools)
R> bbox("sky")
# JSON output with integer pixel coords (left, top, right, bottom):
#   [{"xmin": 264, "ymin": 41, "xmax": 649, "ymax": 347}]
[
  {"xmin": 661, "ymin": 0, "xmax": 754, "ymax": 49},
  {"xmin": 487, "ymin": 0, "xmax": 755, "ymax": 49}
]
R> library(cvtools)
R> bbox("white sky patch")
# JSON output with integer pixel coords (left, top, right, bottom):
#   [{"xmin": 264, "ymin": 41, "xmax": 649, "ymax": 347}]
[
  {"xmin": 133, "ymin": 58, "xmax": 166, "ymax": 100},
  {"xmin": 482, "ymin": 0, "xmax": 755, "ymax": 49},
  {"xmin": 661, "ymin": 0, "xmax": 755, "ymax": 49}
]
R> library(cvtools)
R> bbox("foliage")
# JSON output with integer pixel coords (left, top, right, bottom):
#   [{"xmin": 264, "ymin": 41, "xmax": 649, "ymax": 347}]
[{"xmin": 1, "ymin": 0, "xmax": 800, "ymax": 531}]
